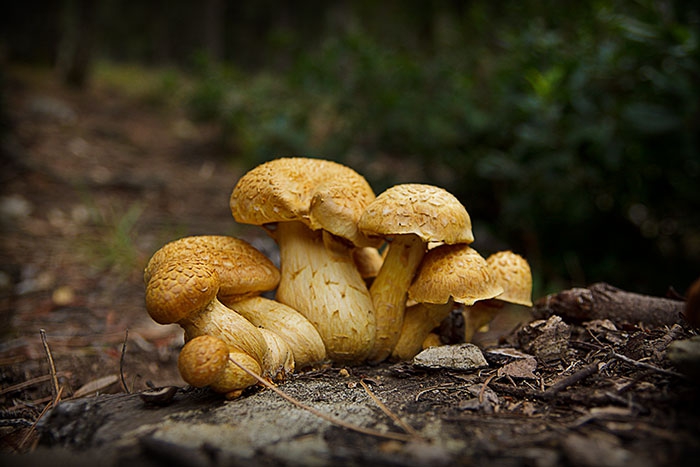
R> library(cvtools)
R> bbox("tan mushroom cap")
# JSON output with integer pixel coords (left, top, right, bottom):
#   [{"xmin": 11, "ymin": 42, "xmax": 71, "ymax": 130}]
[
  {"xmin": 178, "ymin": 335, "xmax": 229, "ymax": 387},
  {"xmin": 144, "ymin": 235, "xmax": 280, "ymax": 303},
  {"xmin": 230, "ymin": 157, "xmax": 377, "ymax": 246},
  {"xmin": 408, "ymin": 244, "xmax": 503, "ymax": 306},
  {"xmin": 486, "ymin": 251, "xmax": 533, "ymax": 306},
  {"xmin": 145, "ymin": 260, "xmax": 219, "ymax": 325},
  {"xmin": 359, "ymin": 184, "xmax": 474, "ymax": 245}
]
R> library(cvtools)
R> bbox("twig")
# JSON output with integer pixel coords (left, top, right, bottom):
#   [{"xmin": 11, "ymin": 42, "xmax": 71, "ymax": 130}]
[
  {"xmin": 359, "ymin": 379, "xmax": 422, "ymax": 439},
  {"xmin": 610, "ymin": 351, "xmax": 686, "ymax": 379},
  {"xmin": 39, "ymin": 329, "xmax": 60, "ymax": 406},
  {"xmin": 228, "ymin": 356, "xmax": 420, "ymax": 443},
  {"xmin": 120, "ymin": 329, "xmax": 130, "ymax": 394},
  {"xmin": 415, "ymin": 383, "xmax": 455, "ymax": 402},
  {"xmin": 543, "ymin": 361, "xmax": 601, "ymax": 399}
]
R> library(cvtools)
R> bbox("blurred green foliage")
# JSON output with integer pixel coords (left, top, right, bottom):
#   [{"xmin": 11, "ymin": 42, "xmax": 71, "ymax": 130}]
[{"xmin": 179, "ymin": 1, "xmax": 699, "ymax": 296}]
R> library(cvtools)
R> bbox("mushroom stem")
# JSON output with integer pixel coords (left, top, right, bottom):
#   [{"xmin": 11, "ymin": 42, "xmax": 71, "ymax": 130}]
[
  {"xmin": 274, "ymin": 220, "xmax": 376, "ymax": 363},
  {"xmin": 463, "ymin": 299, "xmax": 504, "ymax": 343},
  {"xmin": 257, "ymin": 328, "xmax": 295, "ymax": 380},
  {"xmin": 367, "ymin": 233, "xmax": 426, "ymax": 363},
  {"xmin": 180, "ymin": 298, "xmax": 269, "ymax": 368},
  {"xmin": 225, "ymin": 296, "xmax": 327, "ymax": 369},
  {"xmin": 391, "ymin": 299, "xmax": 454, "ymax": 361}
]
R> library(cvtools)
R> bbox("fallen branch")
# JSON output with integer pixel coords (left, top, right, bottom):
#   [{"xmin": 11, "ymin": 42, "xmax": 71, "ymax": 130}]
[
  {"xmin": 610, "ymin": 351, "xmax": 686, "ymax": 379},
  {"xmin": 535, "ymin": 282, "xmax": 684, "ymax": 327}
]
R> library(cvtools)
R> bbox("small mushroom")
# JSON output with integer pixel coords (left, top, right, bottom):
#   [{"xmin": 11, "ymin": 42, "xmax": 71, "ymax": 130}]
[
  {"xmin": 358, "ymin": 184, "xmax": 474, "ymax": 362},
  {"xmin": 145, "ymin": 260, "xmax": 268, "ymax": 370},
  {"xmin": 391, "ymin": 244, "xmax": 502, "ymax": 361},
  {"xmin": 463, "ymin": 250, "xmax": 533, "ymax": 343},
  {"xmin": 230, "ymin": 157, "xmax": 378, "ymax": 363},
  {"xmin": 178, "ymin": 335, "xmax": 261, "ymax": 399}
]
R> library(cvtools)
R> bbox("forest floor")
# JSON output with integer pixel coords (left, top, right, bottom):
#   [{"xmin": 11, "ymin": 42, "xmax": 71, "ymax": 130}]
[{"xmin": 1, "ymin": 67, "xmax": 699, "ymax": 466}]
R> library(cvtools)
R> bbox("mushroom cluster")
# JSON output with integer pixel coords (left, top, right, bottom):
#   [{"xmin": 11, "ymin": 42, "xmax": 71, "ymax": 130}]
[{"xmin": 144, "ymin": 157, "xmax": 533, "ymax": 397}]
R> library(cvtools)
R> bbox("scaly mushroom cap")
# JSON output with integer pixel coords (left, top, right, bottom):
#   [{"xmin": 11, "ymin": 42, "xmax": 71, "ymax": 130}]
[
  {"xmin": 359, "ymin": 184, "xmax": 474, "ymax": 245},
  {"xmin": 486, "ymin": 251, "xmax": 533, "ymax": 307},
  {"xmin": 230, "ymin": 157, "xmax": 377, "ymax": 247},
  {"xmin": 143, "ymin": 235, "xmax": 280, "ymax": 303},
  {"xmin": 408, "ymin": 244, "xmax": 503, "ymax": 306},
  {"xmin": 145, "ymin": 260, "xmax": 219, "ymax": 325}
]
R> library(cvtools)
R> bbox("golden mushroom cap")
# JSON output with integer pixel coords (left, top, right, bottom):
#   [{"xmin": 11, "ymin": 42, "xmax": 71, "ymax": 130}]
[
  {"xmin": 486, "ymin": 250, "xmax": 533, "ymax": 306},
  {"xmin": 178, "ymin": 335, "xmax": 229, "ymax": 387},
  {"xmin": 229, "ymin": 157, "xmax": 377, "ymax": 246},
  {"xmin": 145, "ymin": 260, "xmax": 219, "ymax": 325},
  {"xmin": 143, "ymin": 235, "xmax": 280, "ymax": 303},
  {"xmin": 358, "ymin": 184, "xmax": 474, "ymax": 245},
  {"xmin": 408, "ymin": 244, "xmax": 503, "ymax": 306}
]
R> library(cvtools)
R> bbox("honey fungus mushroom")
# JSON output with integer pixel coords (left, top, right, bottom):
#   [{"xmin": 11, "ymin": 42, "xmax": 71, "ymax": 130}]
[
  {"xmin": 230, "ymin": 157, "xmax": 378, "ymax": 363},
  {"xmin": 358, "ymin": 184, "xmax": 474, "ymax": 363},
  {"xmin": 463, "ymin": 250, "xmax": 533, "ymax": 343},
  {"xmin": 145, "ymin": 235, "xmax": 326, "ymax": 369},
  {"xmin": 391, "ymin": 244, "xmax": 503, "ymax": 361},
  {"xmin": 145, "ymin": 260, "xmax": 270, "ymax": 393}
]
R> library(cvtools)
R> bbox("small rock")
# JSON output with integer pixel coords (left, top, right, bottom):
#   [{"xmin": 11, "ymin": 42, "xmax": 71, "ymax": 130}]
[{"xmin": 412, "ymin": 343, "xmax": 487, "ymax": 371}]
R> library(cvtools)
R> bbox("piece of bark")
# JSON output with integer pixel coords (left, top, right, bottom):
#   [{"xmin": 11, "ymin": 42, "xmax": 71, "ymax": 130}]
[{"xmin": 534, "ymin": 283, "xmax": 684, "ymax": 327}]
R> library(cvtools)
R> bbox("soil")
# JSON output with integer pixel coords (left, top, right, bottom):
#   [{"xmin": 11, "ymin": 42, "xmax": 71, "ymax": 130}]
[{"xmin": 1, "ymin": 67, "xmax": 699, "ymax": 466}]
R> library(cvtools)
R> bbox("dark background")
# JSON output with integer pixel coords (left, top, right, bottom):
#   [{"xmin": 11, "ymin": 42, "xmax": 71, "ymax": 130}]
[{"xmin": 2, "ymin": 0, "xmax": 699, "ymax": 298}]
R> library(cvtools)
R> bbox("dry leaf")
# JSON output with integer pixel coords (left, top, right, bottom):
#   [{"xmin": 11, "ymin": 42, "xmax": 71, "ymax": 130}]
[
  {"xmin": 497, "ymin": 356, "xmax": 538, "ymax": 379},
  {"xmin": 72, "ymin": 374, "xmax": 120, "ymax": 398}
]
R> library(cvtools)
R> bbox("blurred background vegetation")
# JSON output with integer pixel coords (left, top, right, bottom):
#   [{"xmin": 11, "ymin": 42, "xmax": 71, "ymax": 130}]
[{"xmin": 2, "ymin": 0, "xmax": 699, "ymax": 298}]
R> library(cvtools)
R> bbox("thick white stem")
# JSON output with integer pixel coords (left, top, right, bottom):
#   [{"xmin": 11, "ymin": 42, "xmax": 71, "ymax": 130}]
[
  {"xmin": 275, "ymin": 221, "xmax": 376, "ymax": 363},
  {"xmin": 367, "ymin": 234, "xmax": 426, "ymax": 363}
]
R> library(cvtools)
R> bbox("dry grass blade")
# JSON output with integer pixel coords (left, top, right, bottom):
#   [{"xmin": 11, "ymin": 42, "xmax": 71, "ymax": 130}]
[
  {"xmin": 120, "ymin": 329, "xmax": 130, "ymax": 393},
  {"xmin": 0, "ymin": 374, "xmax": 66, "ymax": 396},
  {"xmin": 18, "ymin": 386, "xmax": 64, "ymax": 451},
  {"xmin": 359, "ymin": 379, "xmax": 423, "ymax": 439},
  {"xmin": 227, "ymin": 356, "xmax": 420, "ymax": 442},
  {"xmin": 39, "ymin": 329, "xmax": 60, "ymax": 406}
]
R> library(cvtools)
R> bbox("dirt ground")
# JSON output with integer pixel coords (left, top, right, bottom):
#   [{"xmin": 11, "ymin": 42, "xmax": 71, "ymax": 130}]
[{"xmin": 1, "ymin": 67, "xmax": 699, "ymax": 466}]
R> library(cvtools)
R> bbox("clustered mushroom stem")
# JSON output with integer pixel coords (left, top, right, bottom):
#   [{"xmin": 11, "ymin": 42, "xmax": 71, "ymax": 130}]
[
  {"xmin": 274, "ymin": 220, "xmax": 376, "ymax": 363},
  {"xmin": 391, "ymin": 299, "xmax": 454, "ymax": 361},
  {"xmin": 180, "ymin": 298, "xmax": 269, "ymax": 367},
  {"xmin": 367, "ymin": 233, "xmax": 426, "ymax": 363}
]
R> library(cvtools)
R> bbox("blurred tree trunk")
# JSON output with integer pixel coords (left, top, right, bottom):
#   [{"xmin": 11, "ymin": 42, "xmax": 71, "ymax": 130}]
[
  {"xmin": 56, "ymin": 0, "xmax": 98, "ymax": 89},
  {"xmin": 203, "ymin": 0, "xmax": 225, "ymax": 62}
]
